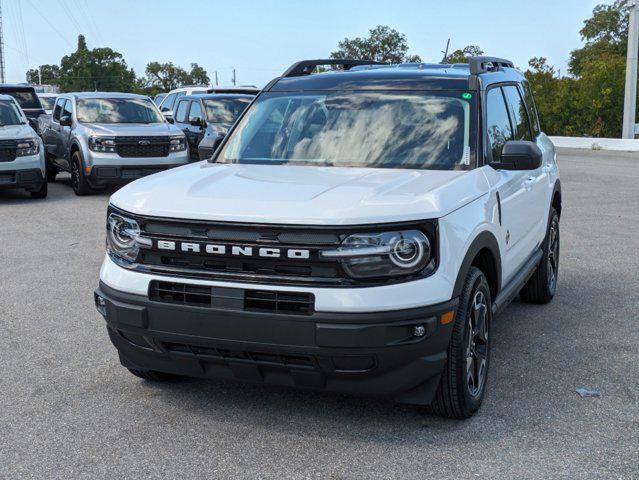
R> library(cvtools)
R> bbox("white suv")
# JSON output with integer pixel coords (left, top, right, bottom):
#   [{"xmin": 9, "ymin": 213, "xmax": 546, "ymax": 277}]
[{"xmin": 95, "ymin": 58, "xmax": 561, "ymax": 419}]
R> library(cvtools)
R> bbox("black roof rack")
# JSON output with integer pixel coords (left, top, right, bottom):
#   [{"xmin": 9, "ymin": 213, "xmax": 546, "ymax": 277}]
[
  {"xmin": 281, "ymin": 59, "xmax": 386, "ymax": 78},
  {"xmin": 468, "ymin": 56, "xmax": 514, "ymax": 74}
]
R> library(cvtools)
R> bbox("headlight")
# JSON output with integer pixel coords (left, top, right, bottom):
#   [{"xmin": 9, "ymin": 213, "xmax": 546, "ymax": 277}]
[
  {"xmin": 89, "ymin": 136, "xmax": 116, "ymax": 153},
  {"xmin": 106, "ymin": 212, "xmax": 150, "ymax": 263},
  {"xmin": 16, "ymin": 138, "xmax": 40, "ymax": 157},
  {"xmin": 320, "ymin": 230, "xmax": 433, "ymax": 279},
  {"xmin": 169, "ymin": 135, "xmax": 186, "ymax": 152}
]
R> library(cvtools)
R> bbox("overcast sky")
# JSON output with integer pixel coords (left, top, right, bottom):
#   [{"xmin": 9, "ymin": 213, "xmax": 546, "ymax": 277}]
[{"xmin": 2, "ymin": 0, "xmax": 611, "ymax": 88}]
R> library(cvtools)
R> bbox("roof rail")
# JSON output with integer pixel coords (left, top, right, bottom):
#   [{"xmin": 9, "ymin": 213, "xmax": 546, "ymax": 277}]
[
  {"xmin": 468, "ymin": 56, "xmax": 514, "ymax": 75},
  {"xmin": 281, "ymin": 59, "xmax": 386, "ymax": 78}
]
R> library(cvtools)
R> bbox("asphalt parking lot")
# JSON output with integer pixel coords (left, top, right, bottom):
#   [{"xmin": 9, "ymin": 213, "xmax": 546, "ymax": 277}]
[{"xmin": 1, "ymin": 149, "xmax": 638, "ymax": 479}]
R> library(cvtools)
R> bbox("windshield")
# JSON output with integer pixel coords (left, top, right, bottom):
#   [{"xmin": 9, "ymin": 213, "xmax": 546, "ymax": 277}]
[
  {"xmin": 39, "ymin": 96, "xmax": 56, "ymax": 110},
  {"xmin": 0, "ymin": 100, "xmax": 24, "ymax": 126},
  {"xmin": 217, "ymin": 91, "xmax": 475, "ymax": 170},
  {"xmin": 203, "ymin": 96, "xmax": 253, "ymax": 127},
  {"xmin": 76, "ymin": 97, "xmax": 164, "ymax": 124},
  {"xmin": 6, "ymin": 91, "xmax": 42, "ymax": 110}
]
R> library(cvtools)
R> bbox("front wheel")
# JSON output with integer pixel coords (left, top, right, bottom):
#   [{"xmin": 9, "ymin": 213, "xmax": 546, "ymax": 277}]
[
  {"xmin": 427, "ymin": 266, "xmax": 492, "ymax": 419},
  {"xmin": 520, "ymin": 207, "xmax": 559, "ymax": 304},
  {"xmin": 71, "ymin": 152, "xmax": 91, "ymax": 196}
]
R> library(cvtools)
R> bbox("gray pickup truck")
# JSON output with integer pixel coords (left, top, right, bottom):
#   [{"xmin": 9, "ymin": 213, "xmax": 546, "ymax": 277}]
[{"xmin": 40, "ymin": 92, "xmax": 189, "ymax": 195}]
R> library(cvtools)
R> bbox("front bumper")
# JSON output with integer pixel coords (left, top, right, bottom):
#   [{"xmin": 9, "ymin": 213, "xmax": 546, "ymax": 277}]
[
  {"xmin": 0, "ymin": 168, "xmax": 45, "ymax": 191},
  {"xmin": 88, "ymin": 163, "xmax": 186, "ymax": 187},
  {"xmin": 95, "ymin": 281, "xmax": 458, "ymax": 404}
]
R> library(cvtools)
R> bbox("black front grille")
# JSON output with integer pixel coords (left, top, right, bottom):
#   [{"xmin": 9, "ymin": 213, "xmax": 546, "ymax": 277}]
[
  {"xmin": 162, "ymin": 342, "xmax": 316, "ymax": 369},
  {"xmin": 0, "ymin": 140, "xmax": 17, "ymax": 162},
  {"xmin": 149, "ymin": 280, "xmax": 314, "ymax": 315},
  {"xmin": 115, "ymin": 136, "xmax": 170, "ymax": 158}
]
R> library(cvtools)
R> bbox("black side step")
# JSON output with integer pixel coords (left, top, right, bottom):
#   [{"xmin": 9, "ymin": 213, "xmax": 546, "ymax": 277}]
[{"xmin": 492, "ymin": 249, "xmax": 543, "ymax": 315}]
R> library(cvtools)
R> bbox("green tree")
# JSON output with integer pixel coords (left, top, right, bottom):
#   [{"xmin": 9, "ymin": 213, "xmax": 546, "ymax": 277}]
[
  {"xmin": 445, "ymin": 45, "xmax": 484, "ymax": 64},
  {"xmin": 188, "ymin": 63, "xmax": 209, "ymax": 85},
  {"xmin": 330, "ymin": 25, "xmax": 421, "ymax": 64},
  {"xmin": 26, "ymin": 64, "xmax": 60, "ymax": 85},
  {"xmin": 56, "ymin": 35, "xmax": 137, "ymax": 92},
  {"xmin": 141, "ymin": 62, "xmax": 210, "ymax": 94}
]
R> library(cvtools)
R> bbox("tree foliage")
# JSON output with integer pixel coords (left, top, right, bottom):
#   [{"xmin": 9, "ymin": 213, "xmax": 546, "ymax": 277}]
[
  {"xmin": 141, "ymin": 62, "xmax": 210, "ymax": 95},
  {"xmin": 330, "ymin": 25, "xmax": 421, "ymax": 64},
  {"xmin": 445, "ymin": 45, "xmax": 484, "ymax": 64},
  {"xmin": 26, "ymin": 64, "xmax": 60, "ymax": 85}
]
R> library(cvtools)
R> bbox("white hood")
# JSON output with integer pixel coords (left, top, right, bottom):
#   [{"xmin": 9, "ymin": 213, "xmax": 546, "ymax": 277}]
[
  {"xmin": 110, "ymin": 162, "xmax": 489, "ymax": 225},
  {"xmin": 0, "ymin": 124, "xmax": 36, "ymax": 140}
]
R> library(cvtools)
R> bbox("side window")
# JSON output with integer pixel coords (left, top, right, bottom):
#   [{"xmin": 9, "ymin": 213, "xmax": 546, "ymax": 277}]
[
  {"xmin": 53, "ymin": 98, "xmax": 65, "ymax": 120},
  {"xmin": 485, "ymin": 87, "xmax": 513, "ymax": 162},
  {"xmin": 521, "ymin": 81, "xmax": 541, "ymax": 136},
  {"xmin": 188, "ymin": 101, "xmax": 203, "ymax": 122},
  {"xmin": 502, "ymin": 85, "xmax": 532, "ymax": 141},
  {"xmin": 174, "ymin": 100, "xmax": 190, "ymax": 123},
  {"xmin": 62, "ymin": 99, "xmax": 73, "ymax": 119},
  {"xmin": 161, "ymin": 93, "xmax": 176, "ymax": 112}
]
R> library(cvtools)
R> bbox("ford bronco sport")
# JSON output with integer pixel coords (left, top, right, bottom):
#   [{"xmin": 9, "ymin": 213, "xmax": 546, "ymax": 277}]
[{"xmin": 95, "ymin": 57, "xmax": 561, "ymax": 418}]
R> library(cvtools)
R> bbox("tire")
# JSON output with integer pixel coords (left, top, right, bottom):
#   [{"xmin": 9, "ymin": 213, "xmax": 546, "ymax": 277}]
[
  {"xmin": 520, "ymin": 207, "xmax": 559, "ymax": 304},
  {"xmin": 427, "ymin": 267, "xmax": 492, "ymax": 419},
  {"xmin": 71, "ymin": 151, "xmax": 91, "ymax": 196},
  {"xmin": 46, "ymin": 165, "xmax": 58, "ymax": 182},
  {"xmin": 126, "ymin": 368, "xmax": 173, "ymax": 382},
  {"xmin": 30, "ymin": 178, "xmax": 48, "ymax": 199}
]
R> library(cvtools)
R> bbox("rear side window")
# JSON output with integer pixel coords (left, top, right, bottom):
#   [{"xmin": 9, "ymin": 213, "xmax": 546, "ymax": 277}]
[
  {"xmin": 161, "ymin": 92, "xmax": 176, "ymax": 112},
  {"xmin": 6, "ymin": 90, "xmax": 42, "ymax": 109},
  {"xmin": 174, "ymin": 100, "xmax": 189, "ymax": 123},
  {"xmin": 188, "ymin": 101, "xmax": 203, "ymax": 121},
  {"xmin": 485, "ymin": 87, "xmax": 513, "ymax": 161},
  {"xmin": 502, "ymin": 85, "xmax": 532, "ymax": 141},
  {"xmin": 62, "ymin": 100, "xmax": 73, "ymax": 119},
  {"xmin": 521, "ymin": 81, "xmax": 541, "ymax": 136},
  {"xmin": 53, "ymin": 98, "xmax": 65, "ymax": 120}
]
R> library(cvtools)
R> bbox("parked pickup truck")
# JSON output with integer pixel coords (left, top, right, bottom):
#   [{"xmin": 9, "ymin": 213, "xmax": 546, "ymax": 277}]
[
  {"xmin": 40, "ymin": 92, "xmax": 189, "ymax": 195},
  {"xmin": 95, "ymin": 58, "xmax": 561, "ymax": 419}
]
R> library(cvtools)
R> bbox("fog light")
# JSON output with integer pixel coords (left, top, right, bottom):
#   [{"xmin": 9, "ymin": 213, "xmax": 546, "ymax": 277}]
[
  {"xmin": 412, "ymin": 325, "xmax": 426, "ymax": 337},
  {"xmin": 95, "ymin": 293, "xmax": 107, "ymax": 317}
]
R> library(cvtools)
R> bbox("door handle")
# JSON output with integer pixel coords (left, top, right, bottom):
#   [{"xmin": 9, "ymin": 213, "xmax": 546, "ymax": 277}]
[{"xmin": 522, "ymin": 177, "xmax": 535, "ymax": 190}]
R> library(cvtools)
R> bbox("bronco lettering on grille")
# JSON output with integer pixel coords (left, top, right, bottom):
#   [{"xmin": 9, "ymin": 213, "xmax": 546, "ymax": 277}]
[{"xmin": 154, "ymin": 240, "xmax": 310, "ymax": 259}]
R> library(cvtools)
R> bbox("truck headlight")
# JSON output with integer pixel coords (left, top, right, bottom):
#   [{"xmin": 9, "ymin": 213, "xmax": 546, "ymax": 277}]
[
  {"xmin": 106, "ymin": 212, "xmax": 150, "ymax": 263},
  {"xmin": 89, "ymin": 136, "xmax": 116, "ymax": 153},
  {"xmin": 16, "ymin": 138, "xmax": 40, "ymax": 157},
  {"xmin": 169, "ymin": 135, "xmax": 186, "ymax": 152},
  {"xmin": 320, "ymin": 230, "xmax": 433, "ymax": 279}
]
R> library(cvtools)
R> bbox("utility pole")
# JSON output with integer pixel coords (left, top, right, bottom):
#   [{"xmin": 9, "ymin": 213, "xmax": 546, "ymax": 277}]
[
  {"xmin": 0, "ymin": 0, "xmax": 6, "ymax": 84},
  {"xmin": 38, "ymin": 67, "xmax": 42, "ymax": 85},
  {"xmin": 622, "ymin": 1, "xmax": 639, "ymax": 138},
  {"xmin": 214, "ymin": 71, "xmax": 218, "ymax": 86},
  {"xmin": 232, "ymin": 68, "xmax": 236, "ymax": 86}
]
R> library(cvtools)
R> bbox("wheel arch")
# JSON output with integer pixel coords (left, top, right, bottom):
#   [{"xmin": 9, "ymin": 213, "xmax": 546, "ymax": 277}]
[
  {"xmin": 452, "ymin": 231, "xmax": 501, "ymax": 301},
  {"xmin": 551, "ymin": 179, "xmax": 562, "ymax": 218}
]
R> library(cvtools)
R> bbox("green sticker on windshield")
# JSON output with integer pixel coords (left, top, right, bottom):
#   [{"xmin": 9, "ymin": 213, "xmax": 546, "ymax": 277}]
[{"xmin": 461, "ymin": 92, "xmax": 473, "ymax": 100}]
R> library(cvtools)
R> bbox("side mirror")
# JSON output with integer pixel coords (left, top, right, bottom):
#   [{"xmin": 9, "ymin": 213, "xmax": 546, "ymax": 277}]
[
  {"xmin": 162, "ymin": 110, "xmax": 174, "ymax": 121},
  {"xmin": 59, "ymin": 115, "xmax": 72, "ymax": 127},
  {"xmin": 492, "ymin": 141, "xmax": 542, "ymax": 171},
  {"xmin": 190, "ymin": 117, "xmax": 206, "ymax": 128}
]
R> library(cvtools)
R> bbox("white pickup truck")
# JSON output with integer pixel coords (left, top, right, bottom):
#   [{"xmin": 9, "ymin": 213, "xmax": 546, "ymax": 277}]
[
  {"xmin": 95, "ymin": 58, "xmax": 561, "ymax": 419},
  {"xmin": 39, "ymin": 92, "xmax": 189, "ymax": 195}
]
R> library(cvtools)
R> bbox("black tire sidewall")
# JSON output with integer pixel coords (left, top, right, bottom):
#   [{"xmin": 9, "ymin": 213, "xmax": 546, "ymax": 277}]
[
  {"xmin": 455, "ymin": 268, "xmax": 492, "ymax": 414},
  {"xmin": 71, "ymin": 152, "xmax": 90, "ymax": 195}
]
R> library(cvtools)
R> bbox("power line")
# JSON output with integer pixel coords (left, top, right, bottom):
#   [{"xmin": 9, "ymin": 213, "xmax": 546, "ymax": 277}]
[
  {"xmin": 0, "ymin": 0, "xmax": 5, "ymax": 83},
  {"xmin": 24, "ymin": 0, "xmax": 73, "ymax": 47}
]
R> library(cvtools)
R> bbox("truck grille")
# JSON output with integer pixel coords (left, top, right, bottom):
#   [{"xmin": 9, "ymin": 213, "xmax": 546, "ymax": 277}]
[
  {"xmin": 149, "ymin": 280, "xmax": 314, "ymax": 314},
  {"xmin": 115, "ymin": 136, "xmax": 170, "ymax": 158},
  {"xmin": 0, "ymin": 140, "xmax": 17, "ymax": 162}
]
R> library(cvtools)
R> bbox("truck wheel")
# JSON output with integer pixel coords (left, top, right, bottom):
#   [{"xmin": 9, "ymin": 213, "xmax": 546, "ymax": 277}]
[
  {"xmin": 71, "ymin": 152, "xmax": 91, "ymax": 196},
  {"xmin": 126, "ymin": 368, "xmax": 173, "ymax": 381},
  {"xmin": 30, "ymin": 178, "xmax": 48, "ymax": 199},
  {"xmin": 427, "ymin": 267, "xmax": 491, "ymax": 419},
  {"xmin": 46, "ymin": 165, "xmax": 58, "ymax": 182},
  {"xmin": 520, "ymin": 207, "xmax": 559, "ymax": 304}
]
